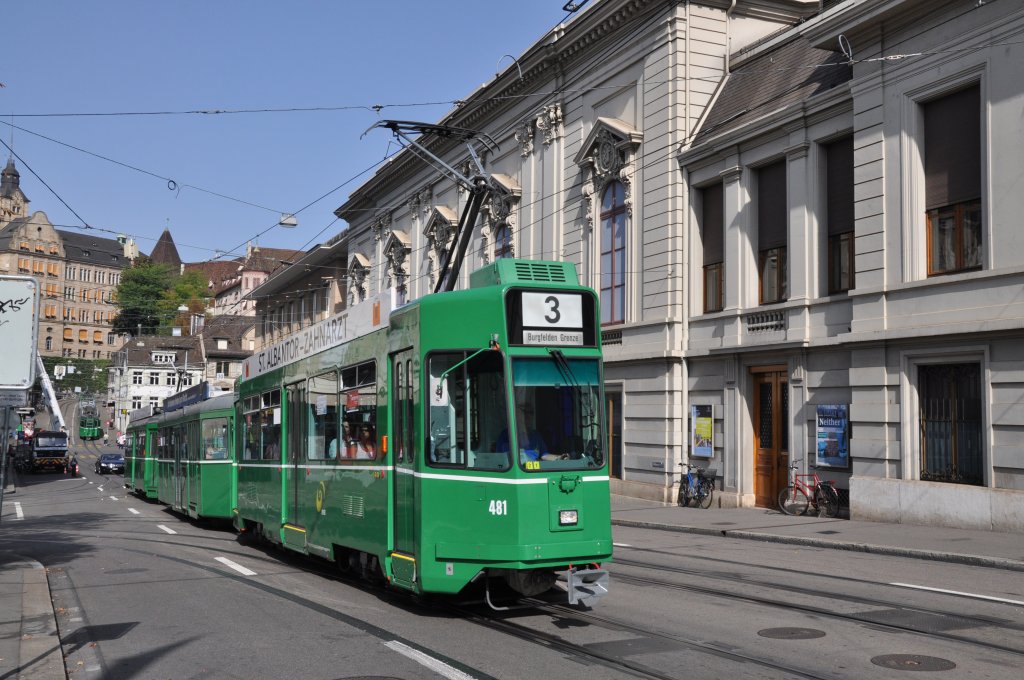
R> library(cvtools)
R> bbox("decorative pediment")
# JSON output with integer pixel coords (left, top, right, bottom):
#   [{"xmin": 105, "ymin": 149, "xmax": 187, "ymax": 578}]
[
  {"xmin": 348, "ymin": 253, "xmax": 370, "ymax": 304},
  {"xmin": 574, "ymin": 117, "xmax": 643, "ymax": 172},
  {"xmin": 370, "ymin": 211, "xmax": 392, "ymax": 242},
  {"xmin": 481, "ymin": 174, "xmax": 522, "ymax": 265},
  {"xmin": 422, "ymin": 206, "xmax": 458, "ymax": 254},
  {"xmin": 384, "ymin": 230, "xmax": 411, "ymax": 273},
  {"xmin": 575, "ymin": 118, "xmax": 643, "ymax": 230}
]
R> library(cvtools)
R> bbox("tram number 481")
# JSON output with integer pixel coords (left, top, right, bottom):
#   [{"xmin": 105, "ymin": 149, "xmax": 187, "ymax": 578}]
[{"xmin": 488, "ymin": 500, "xmax": 508, "ymax": 516}]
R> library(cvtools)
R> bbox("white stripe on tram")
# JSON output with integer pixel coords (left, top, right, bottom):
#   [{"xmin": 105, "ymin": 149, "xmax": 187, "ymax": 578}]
[
  {"xmin": 383, "ymin": 641, "xmax": 477, "ymax": 680},
  {"xmin": 890, "ymin": 582, "xmax": 1024, "ymax": 607},
  {"xmin": 157, "ymin": 524, "xmax": 177, "ymax": 535},
  {"xmin": 215, "ymin": 556, "xmax": 257, "ymax": 576}
]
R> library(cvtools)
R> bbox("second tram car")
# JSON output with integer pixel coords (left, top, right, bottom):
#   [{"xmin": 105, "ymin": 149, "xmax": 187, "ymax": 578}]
[
  {"xmin": 79, "ymin": 415, "xmax": 103, "ymax": 441},
  {"xmin": 235, "ymin": 259, "xmax": 611, "ymax": 606}
]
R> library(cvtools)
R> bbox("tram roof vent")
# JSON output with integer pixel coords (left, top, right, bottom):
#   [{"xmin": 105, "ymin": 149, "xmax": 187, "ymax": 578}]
[{"xmin": 470, "ymin": 259, "xmax": 578, "ymax": 288}]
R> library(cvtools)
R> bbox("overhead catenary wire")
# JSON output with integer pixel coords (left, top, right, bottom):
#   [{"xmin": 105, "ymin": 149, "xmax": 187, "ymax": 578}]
[{"xmin": 12, "ymin": 4, "xmax": 1017, "ymax": 303}]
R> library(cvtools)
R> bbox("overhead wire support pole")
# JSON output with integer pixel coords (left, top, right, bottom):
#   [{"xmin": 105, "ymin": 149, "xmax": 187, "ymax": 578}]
[{"xmin": 364, "ymin": 120, "xmax": 507, "ymax": 294}]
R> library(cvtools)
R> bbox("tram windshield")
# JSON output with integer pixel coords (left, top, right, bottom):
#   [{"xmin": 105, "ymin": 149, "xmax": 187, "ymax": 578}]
[{"xmin": 510, "ymin": 356, "xmax": 604, "ymax": 471}]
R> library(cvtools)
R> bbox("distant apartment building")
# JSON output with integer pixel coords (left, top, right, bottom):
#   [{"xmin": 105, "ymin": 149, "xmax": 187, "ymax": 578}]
[
  {"xmin": 187, "ymin": 243, "xmax": 304, "ymax": 318},
  {"xmin": 0, "ymin": 158, "xmax": 138, "ymax": 359},
  {"xmin": 108, "ymin": 335, "xmax": 205, "ymax": 434}
]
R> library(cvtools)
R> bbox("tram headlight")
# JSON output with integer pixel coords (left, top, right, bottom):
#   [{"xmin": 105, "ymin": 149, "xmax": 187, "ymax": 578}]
[{"xmin": 559, "ymin": 509, "xmax": 578, "ymax": 526}]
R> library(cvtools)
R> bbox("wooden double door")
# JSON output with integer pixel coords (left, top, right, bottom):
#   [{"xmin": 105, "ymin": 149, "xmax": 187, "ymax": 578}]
[{"xmin": 752, "ymin": 368, "xmax": 788, "ymax": 508}]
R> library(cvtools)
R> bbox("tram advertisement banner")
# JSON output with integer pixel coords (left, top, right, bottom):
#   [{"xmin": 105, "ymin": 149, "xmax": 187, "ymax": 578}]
[
  {"xmin": 815, "ymin": 404, "xmax": 849, "ymax": 469},
  {"xmin": 690, "ymin": 405, "xmax": 713, "ymax": 458}
]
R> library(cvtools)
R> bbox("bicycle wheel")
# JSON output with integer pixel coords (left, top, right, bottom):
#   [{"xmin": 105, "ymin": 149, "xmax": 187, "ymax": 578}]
[
  {"xmin": 778, "ymin": 485, "xmax": 810, "ymax": 515},
  {"xmin": 677, "ymin": 479, "xmax": 692, "ymax": 507},
  {"xmin": 817, "ymin": 484, "xmax": 840, "ymax": 518},
  {"xmin": 696, "ymin": 478, "xmax": 714, "ymax": 509}
]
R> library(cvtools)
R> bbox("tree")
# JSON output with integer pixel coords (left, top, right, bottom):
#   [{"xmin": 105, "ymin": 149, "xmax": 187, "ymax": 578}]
[
  {"xmin": 160, "ymin": 269, "xmax": 209, "ymax": 331},
  {"xmin": 112, "ymin": 261, "xmax": 174, "ymax": 335}
]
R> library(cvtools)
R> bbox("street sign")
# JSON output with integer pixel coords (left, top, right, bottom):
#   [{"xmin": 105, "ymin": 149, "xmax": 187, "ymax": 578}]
[
  {"xmin": 0, "ymin": 277, "xmax": 38, "ymax": 389},
  {"xmin": 0, "ymin": 390, "xmax": 28, "ymax": 407}
]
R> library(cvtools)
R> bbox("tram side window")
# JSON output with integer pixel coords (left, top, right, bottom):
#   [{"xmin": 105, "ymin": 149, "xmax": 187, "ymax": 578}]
[
  {"xmin": 307, "ymin": 372, "xmax": 338, "ymax": 461},
  {"xmin": 340, "ymin": 361, "xmax": 377, "ymax": 460},
  {"xmin": 243, "ymin": 391, "xmax": 282, "ymax": 460},
  {"xmin": 427, "ymin": 351, "xmax": 509, "ymax": 471},
  {"xmin": 203, "ymin": 418, "xmax": 229, "ymax": 460}
]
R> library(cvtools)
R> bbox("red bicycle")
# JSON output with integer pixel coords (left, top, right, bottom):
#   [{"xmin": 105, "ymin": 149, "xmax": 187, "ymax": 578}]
[{"xmin": 778, "ymin": 461, "xmax": 839, "ymax": 517}]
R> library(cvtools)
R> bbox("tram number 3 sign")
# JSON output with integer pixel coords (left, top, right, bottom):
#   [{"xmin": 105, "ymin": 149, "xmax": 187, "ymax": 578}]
[{"xmin": 521, "ymin": 292, "xmax": 584, "ymax": 346}]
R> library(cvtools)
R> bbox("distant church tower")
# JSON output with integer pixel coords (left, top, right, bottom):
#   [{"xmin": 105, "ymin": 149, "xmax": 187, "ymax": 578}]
[
  {"xmin": 0, "ymin": 157, "xmax": 29, "ymax": 223},
  {"xmin": 149, "ymin": 227, "xmax": 183, "ymax": 268}
]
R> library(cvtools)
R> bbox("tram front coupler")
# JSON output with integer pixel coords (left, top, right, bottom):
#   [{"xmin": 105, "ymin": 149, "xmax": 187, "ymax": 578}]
[{"xmin": 566, "ymin": 565, "xmax": 609, "ymax": 608}]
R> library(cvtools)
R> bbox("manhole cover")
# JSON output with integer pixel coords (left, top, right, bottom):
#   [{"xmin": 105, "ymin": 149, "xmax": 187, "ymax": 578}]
[
  {"xmin": 757, "ymin": 627, "xmax": 826, "ymax": 640},
  {"xmin": 871, "ymin": 655, "xmax": 956, "ymax": 671}
]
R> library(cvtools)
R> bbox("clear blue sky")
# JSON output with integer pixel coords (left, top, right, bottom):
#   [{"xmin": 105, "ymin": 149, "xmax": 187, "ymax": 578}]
[{"xmin": 2, "ymin": 1, "xmax": 586, "ymax": 263}]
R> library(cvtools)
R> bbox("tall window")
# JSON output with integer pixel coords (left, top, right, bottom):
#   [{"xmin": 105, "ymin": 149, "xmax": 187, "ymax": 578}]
[
  {"xmin": 600, "ymin": 181, "xmax": 627, "ymax": 325},
  {"xmin": 757, "ymin": 161, "xmax": 788, "ymax": 304},
  {"xmin": 45, "ymin": 337, "xmax": 52, "ymax": 350},
  {"xmin": 825, "ymin": 136, "xmax": 855, "ymax": 293},
  {"xmin": 700, "ymin": 183, "xmax": 724, "ymax": 312},
  {"xmin": 132, "ymin": 397, "xmax": 142, "ymax": 410},
  {"xmin": 493, "ymin": 224, "xmax": 513, "ymax": 259},
  {"xmin": 925, "ymin": 85, "xmax": 981, "ymax": 276}
]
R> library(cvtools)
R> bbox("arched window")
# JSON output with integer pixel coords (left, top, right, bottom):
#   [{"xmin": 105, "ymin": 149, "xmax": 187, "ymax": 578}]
[
  {"xmin": 600, "ymin": 181, "xmax": 627, "ymax": 325},
  {"xmin": 493, "ymin": 224, "xmax": 513, "ymax": 260},
  {"xmin": 45, "ymin": 336, "xmax": 53, "ymax": 350}
]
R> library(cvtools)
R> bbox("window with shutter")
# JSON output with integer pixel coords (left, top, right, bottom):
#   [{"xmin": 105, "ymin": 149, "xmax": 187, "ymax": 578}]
[
  {"xmin": 757, "ymin": 161, "xmax": 788, "ymax": 304},
  {"xmin": 700, "ymin": 182, "xmax": 724, "ymax": 312},
  {"xmin": 924, "ymin": 85, "xmax": 982, "ymax": 276}
]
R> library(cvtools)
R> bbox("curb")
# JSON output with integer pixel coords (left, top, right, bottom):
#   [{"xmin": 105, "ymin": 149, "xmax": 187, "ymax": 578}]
[
  {"xmin": 612, "ymin": 519, "xmax": 1024, "ymax": 573},
  {"xmin": 13, "ymin": 559, "xmax": 65, "ymax": 680}
]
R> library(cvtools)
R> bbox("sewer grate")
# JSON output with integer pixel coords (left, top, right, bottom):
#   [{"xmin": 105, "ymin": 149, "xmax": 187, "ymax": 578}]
[
  {"xmin": 871, "ymin": 655, "xmax": 956, "ymax": 671},
  {"xmin": 817, "ymin": 530, "xmax": 840, "ymax": 534},
  {"xmin": 757, "ymin": 627, "xmax": 826, "ymax": 640}
]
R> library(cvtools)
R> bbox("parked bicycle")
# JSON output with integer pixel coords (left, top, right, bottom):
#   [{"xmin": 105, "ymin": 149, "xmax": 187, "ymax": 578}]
[
  {"xmin": 677, "ymin": 463, "xmax": 716, "ymax": 509},
  {"xmin": 778, "ymin": 460, "xmax": 839, "ymax": 517}
]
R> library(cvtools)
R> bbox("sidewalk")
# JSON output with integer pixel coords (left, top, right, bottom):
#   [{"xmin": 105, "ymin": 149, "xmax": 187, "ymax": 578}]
[
  {"xmin": 0, "ymin": 469, "xmax": 65, "ymax": 680},
  {"xmin": 611, "ymin": 495, "xmax": 1024, "ymax": 572}
]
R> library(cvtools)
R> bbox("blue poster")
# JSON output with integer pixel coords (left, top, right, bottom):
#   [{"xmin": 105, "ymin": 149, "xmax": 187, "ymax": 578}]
[
  {"xmin": 690, "ymin": 405, "xmax": 713, "ymax": 458},
  {"xmin": 816, "ymin": 404, "xmax": 849, "ymax": 469}
]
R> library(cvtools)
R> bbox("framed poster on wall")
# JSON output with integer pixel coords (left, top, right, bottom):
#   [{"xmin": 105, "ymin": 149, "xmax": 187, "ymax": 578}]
[
  {"xmin": 815, "ymin": 404, "xmax": 849, "ymax": 469},
  {"xmin": 690, "ymin": 405, "xmax": 713, "ymax": 458}
]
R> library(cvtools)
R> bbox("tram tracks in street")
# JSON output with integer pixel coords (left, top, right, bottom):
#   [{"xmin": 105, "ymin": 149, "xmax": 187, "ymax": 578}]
[
  {"xmin": 610, "ymin": 556, "xmax": 1024, "ymax": 660},
  {"xmin": 441, "ymin": 594, "xmax": 832, "ymax": 680}
]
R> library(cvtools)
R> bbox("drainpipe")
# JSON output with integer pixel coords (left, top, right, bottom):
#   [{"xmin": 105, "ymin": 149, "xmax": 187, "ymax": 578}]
[{"xmin": 726, "ymin": 0, "xmax": 737, "ymax": 73}]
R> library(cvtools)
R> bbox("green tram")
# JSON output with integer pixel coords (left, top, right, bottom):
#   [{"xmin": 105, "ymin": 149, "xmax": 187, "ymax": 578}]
[
  {"xmin": 152, "ymin": 392, "xmax": 235, "ymax": 519},
  {"xmin": 236, "ymin": 259, "xmax": 611, "ymax": 606},
  {"xmin": 79, "ymin": 415, "xmax": 103, "ymax": 441},
  {"xmin": 126, "ymin": 409, "xmax": 161, "ymax": 499}
]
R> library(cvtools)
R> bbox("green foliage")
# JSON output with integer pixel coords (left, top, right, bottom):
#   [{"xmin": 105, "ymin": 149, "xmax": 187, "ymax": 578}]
[
  {"xmin": 41, "ymin": 357, "xmax": 110, "ymax": 397},
  {"xmin": 113, "ymin": 261, "xmax": 209, "ymax": 335}
]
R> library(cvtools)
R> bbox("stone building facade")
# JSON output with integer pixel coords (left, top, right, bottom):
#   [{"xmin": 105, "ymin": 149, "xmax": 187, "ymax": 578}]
[
  {"xmin": 0, "ymin": 159, "xmax": 137, "ymax": 360},
  {"xmin": 333, "ymin": 0, "xmax": 817, "ymax": 497}
]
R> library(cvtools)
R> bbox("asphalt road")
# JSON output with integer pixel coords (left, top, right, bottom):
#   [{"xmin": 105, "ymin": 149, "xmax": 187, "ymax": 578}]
[{"xmin": 3, "ymin": 465, "xmax": 1023, "ymax": 679}]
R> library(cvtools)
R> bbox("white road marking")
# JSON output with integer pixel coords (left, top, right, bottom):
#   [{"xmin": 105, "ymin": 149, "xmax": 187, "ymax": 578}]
[
  {"xmin": 384, "ymin": 640, "xmax": 476, "ymax": 680},
  {"xmin": 108, "ymin": 495, "xmax": 119, "ymax": 501},
  {"xmin": 13, "ymin": 502, "xmax": 23, "ymax": 520},
  {"xmin": 890, "ymin": 582, "xmax": 1024, "ymax": 606},
  {"xmin": 128, "ymin": 508, "xmax": 140, "ymax": 515},
  {"xmin": 613, "ymin": 542, "xmax": 632, "ymax": 548},
  {"xmin": 157, "ymin": 524, "xmax": 177, "ymax": 535},
  {"xmin": 215, "ymin": 556, "xmax": 257, "ymax": 576}
]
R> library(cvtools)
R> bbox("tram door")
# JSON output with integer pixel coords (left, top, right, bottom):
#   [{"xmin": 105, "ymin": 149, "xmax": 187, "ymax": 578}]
[
  {"xmin": 391, "ymin": 349, "xmax": 417, "ymax": 581},
  {"xmin": 752, "ymin": 368, "xmax": 789, "ymax": 508},
  {"xmin": 284, "ymin": 383, "xmax": 305, "ymax": 542}
]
